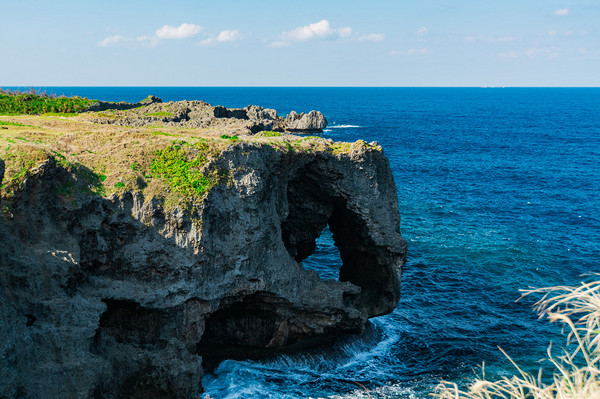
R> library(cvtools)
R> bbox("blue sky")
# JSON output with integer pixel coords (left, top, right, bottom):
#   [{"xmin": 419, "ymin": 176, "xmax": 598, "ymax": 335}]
[{"xmin": 1, "ymin": 0, "xmax": 598, "ymax": 86}]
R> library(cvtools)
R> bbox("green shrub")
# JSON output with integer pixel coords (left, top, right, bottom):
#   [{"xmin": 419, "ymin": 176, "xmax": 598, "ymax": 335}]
[
  {"xmin": 0, "ymin": 89, "xmax": 93, "ymax": 115},
  {"xmin": 220, "ymin": 134, "xmax": 239, "ymax": 141}
]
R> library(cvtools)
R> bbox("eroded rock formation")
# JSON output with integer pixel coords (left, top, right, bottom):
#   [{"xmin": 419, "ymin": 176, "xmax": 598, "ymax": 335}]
[
  {"xmin": 83, "ymin": 97, "xmax": 328, "ymax": 134},
  {"xmin": 0, "ymin": 142, "xmax": 406, "ymax": 398},
  {"xmin": 285, "ymin": 110, "xmax": 328, "ymax": 132}
]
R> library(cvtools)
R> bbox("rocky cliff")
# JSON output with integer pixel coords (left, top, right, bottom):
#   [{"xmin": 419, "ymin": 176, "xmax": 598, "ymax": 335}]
[{"xmin": 0, "ymin": 118, "xmax": 406, "ymax": 398}]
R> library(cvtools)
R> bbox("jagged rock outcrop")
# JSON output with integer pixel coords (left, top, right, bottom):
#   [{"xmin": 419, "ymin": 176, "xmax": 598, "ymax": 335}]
[
  {"xmin": 82, "ymin": 97, "xmax": 328, "ymax": 134},
  {"xmin": 85, "ymin": 95, "xmax": 163, "ymax": 112},
  {"xmin": 285, "ymin": 110, "xmax": 328, "ymax": 132},
  {"xmin": 0, "ymin": 142, "xmax": 406, "ymax": 398}
]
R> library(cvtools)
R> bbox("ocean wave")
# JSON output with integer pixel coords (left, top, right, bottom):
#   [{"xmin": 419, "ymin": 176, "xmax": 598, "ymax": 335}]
[{"xmin": 329, "ymin": 125, "xmax": 362, "ymax": 128}]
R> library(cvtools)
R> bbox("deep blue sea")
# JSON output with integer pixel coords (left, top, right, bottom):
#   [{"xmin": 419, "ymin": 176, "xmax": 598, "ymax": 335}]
[{"xmin": 10, "ymin": 87, "xmax": 600, "ymax": 398}]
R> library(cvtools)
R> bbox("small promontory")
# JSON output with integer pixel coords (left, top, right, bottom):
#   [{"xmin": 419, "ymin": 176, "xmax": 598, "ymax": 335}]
[{"xmin": 0, "ymin": 94, "xmax": 406, "ymax": 399}]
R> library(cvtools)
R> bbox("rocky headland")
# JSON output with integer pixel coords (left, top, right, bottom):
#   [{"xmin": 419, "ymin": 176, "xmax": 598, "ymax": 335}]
[
  {"xmin": 83, "ymin": 96, "xmax": 328, "ymax": 134},
  {"xmin": 0, "ymin": 98, "xmax": 406, "ymax": 398}
]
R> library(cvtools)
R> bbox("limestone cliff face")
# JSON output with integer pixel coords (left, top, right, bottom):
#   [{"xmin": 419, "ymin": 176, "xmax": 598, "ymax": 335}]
[{"xmin": 0, "ymin": 142, "xmax": 407, "ymax": 398}]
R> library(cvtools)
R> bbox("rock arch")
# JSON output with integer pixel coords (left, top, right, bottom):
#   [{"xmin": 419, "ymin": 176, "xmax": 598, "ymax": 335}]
[{"xmin": 281, "ymin": 160, "xmax": 402, "ymax": 316}]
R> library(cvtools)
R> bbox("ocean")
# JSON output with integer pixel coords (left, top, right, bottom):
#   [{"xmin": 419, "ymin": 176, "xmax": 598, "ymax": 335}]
[{"xmin": 12, "ymin": 87, "xmax": 600, "ymax": 398}]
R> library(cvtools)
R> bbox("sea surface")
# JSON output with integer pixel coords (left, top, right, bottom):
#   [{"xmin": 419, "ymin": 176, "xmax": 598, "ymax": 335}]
[{"xmin": 12, "ymin": 87, "xmax": 600, "ymax": 398}]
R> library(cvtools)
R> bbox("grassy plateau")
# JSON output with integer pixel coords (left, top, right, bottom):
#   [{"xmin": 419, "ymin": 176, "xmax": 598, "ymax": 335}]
[{"xmin": 0, "ymin": 91, "xmax": 372, "ymax": 215}]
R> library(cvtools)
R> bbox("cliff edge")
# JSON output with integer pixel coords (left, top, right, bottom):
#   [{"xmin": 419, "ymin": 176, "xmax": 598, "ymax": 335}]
[{"xmin": 0, "ymin": 113, "xmax": 406, "ymax": 398}]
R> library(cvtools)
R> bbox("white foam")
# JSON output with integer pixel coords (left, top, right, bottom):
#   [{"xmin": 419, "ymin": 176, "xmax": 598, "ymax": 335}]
[{"xmin": 330, "ymin": 125, "xmax": 362, "ymax": 128}]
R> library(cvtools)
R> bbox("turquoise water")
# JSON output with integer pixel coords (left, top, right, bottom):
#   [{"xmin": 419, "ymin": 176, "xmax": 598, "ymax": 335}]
[{"xmin": 9, "ymin": 87, "xmax": 600, "ymax": 398}]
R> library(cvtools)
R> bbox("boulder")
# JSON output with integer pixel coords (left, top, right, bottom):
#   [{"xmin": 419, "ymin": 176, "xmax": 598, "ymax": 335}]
[
  {"xmin": 285, "ymin": 110, "xmax": 328, "ymax": 132},
  {"xmin": 244, "ymin": 105, "xmax": 278, "ymax": 121}
]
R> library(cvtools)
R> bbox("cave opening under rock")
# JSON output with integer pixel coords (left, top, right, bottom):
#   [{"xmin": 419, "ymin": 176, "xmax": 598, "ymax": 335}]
[{"xmin": 197, "ymin": 163, "xmax": 399, "ymax": 367}]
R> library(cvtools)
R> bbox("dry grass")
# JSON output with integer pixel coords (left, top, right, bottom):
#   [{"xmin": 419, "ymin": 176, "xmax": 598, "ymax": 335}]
[
  {"xmin": 433, "ymin": 276, "xmax": 600, "ymax": 399},
  {"xmin": 0, "ymin": 115, "xmax": 352, "ymax": 211}
]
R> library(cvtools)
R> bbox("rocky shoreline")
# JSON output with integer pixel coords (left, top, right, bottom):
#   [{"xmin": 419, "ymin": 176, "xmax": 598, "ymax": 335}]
[
  {"xmin": 83, "ymin": 95, "xmax": 328, "ymax": 134},
  {"xmin": 0, "ymin": 100, "xmax": 406, "ymax": 398}
]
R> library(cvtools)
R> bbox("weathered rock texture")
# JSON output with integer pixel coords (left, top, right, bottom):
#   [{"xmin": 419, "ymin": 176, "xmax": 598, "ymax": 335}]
[
  {"xmin": 285, "ymin": 110, "xmax": 328, "ymax": 132},
  {"xmin": 83, "ymin": 97, "xmax": 328, "ymax": 134},
  {"xmin": 0, "ymin": 142, "xmax": 406, "ymax": 398}
]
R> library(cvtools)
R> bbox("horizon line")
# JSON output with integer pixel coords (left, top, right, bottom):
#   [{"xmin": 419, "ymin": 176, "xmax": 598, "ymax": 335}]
[{"xmin": 2, "ymin": 85, "xmax": 600, "ymax": 89}]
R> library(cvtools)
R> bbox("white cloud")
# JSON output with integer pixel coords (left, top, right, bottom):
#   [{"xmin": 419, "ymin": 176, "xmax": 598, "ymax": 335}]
[
  {"xmin": 282, "ymin": 20, "xmax": 330, "ymax": 40},
  {"xmin": 201, "ymin": 29, "xmax": 243, "ymax": 45},
  {"xmin": 336, "ymin": 26, "xmax": 353, "ymax": 38},
  {"xmin": 155, "ymin": 23, "xmax": 203, "ymax": 39},
  {"xmin": 465, "ymin": 34, "xmax": 517, "ymax": 43},
  {"xmin": 416, "ymin": 26, "xmax": 429, "ymax": 36},
  {"xmin": 525, "ymin": 47, "xmax": 560, "ymax": 58},
  {"xmin": 98, "ymin": 23, "xmax": 204, "ymax": 47},
  {"xmin": 553, "ymin": 8, "xmax": 569, "ymax": 16},
  {"xmin": 277, "ymin": 19, "xmax": 352, "ymax": 43},
  {"xmin": 98, "ymin": 35, "xmax": 125, "ymax": 47},
  {"xmin": 358, "ymin": 33, "xmax": 385, "ymax": 42}
]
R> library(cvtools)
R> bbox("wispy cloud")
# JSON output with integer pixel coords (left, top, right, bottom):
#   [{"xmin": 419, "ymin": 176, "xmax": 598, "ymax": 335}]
[
  {"xmin": 465, "ymin": 34, "xmax": 517, "ymax": 43},
  {"xmin": 358, "ymin": 33, "xmax": 385, "ymax": 42},
  {"xmin": 155, "ymin": 23, "xmax": 203, "ymax": 39},
  {"xmin": 525, "ymin": 47, "xmax": 560, "ymax": 58},
  {"xmin": 416, "ymin": 26, "xmax": 429, "ymax": 36},
  {"xmin": 98, "ymin": 35, "xmax": 126, "ymax": 47},
  {"xmin": 98, "ymin": 23, "xmax": 203, "ymax": 47},
  {"xmin": 389, "ymin": 48, "xmax": 430, "ymax": 56},
  {"xmin": 553, "ymin": 8, "xmax": 569, "ymax": 16},
  {"xmin": 498, "ymin": 51, "xmax": 519, "ymax": 59},
  {"xmin": 200, "ymin": 29, "xmax": 243, "ymax": 45},
  {"xmin": 269, "ymin": 41, "xmax": 291, "ymax": 48},
  {"xmin": 495, "ymin": 47, "xmax": 561, "ymax": 59}
]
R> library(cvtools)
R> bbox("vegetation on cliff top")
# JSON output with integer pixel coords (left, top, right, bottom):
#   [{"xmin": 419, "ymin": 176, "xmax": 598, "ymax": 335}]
[
  {"xmin": 0, "ymin": 89, "xmax": 94, "ymax": 116},
  {"xmin": 151, "ymin": 141, "xmax": 227, "ymax": 202},
  {"xmin": 434, "ymin": 277, "xmax": 600, "ymax": 399},
  {"xmin": 0, "ymin": 93, "xmax": 382, "ymax": 216},
  {"xmin": 0, "ymin": 114, "xmax": 368, "ymax": 215}
]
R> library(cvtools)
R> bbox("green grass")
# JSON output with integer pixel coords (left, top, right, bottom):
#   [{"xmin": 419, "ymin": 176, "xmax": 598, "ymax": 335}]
[
  {"xmin": 0, "ymin": 89, "xmax": 94, "ymax": 116},
  {"xmin": 1, "ymin": 151, "xmax": 43, "ymax": 194},
  {"xmin": 220, "ymin": 134, "xmax": 239, "ymax": 141},
  {"xmin": 146, "ymin": 111, "xmax": 173, "ymax": 117},
  {"xmin": 150, "ymin": 142, "xmax": 221, "ymax": 201},
  {"xmin": 149, "ymin": 130, "xmax": 177, "ymax": 137},
  {"xmin": 0, "ymin": 120, "xmax": 25, "ymax": 127},
  {"xmin": 260, "ymin": 131, "xmax": 282, "ymax": 137}
]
